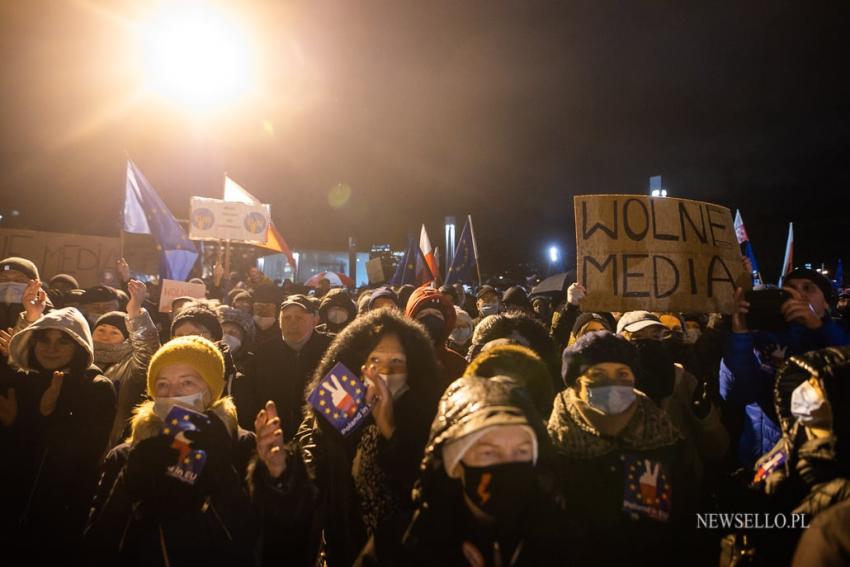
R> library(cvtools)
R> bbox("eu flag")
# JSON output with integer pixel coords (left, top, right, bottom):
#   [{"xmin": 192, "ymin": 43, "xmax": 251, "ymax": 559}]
[
  {"xmin": 445, "ymin": 218, "xmax": 477, "ymax": 285},
  {"xmin": 124, "ymin": 160, "xmax": 198, "ymax": 281},
  {"xmin": 389, "ymin": 236, "xmax": 433, "ymax": 286}
]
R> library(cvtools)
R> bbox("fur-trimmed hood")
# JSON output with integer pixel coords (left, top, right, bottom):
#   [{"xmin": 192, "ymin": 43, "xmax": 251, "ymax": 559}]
[
  {"xmin": 9, "ymin": 306, "xmax": 94, "ymax": 371},
  {"xmin": 126, "ymin": 396, "xmax": 239, "ymax": 446}
]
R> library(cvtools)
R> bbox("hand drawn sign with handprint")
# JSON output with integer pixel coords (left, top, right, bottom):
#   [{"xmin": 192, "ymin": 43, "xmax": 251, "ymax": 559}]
[{"xmin": 308, "ymin": 362, "xmax": 371, "ymax": 435}]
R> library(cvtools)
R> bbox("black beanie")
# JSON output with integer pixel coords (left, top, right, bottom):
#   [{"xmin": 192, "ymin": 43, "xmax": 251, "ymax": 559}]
[
  {"xmin": 94, "ymin": 311, "xmax": 129, "ymax": 339},
  {"xmin": 171, "ymin": 304, "xmax": 224, "ymax": 341},
  {"xmin": 0, "ymin": 257, "xmax": 39, "ymax": 280},
  {"xmin": 502, "ymin": 286, "xmax": 532, "ymax": 311},
  {"xmin": 571, "ymin": 312, "xmax": 613, "ymax": 336},
  {"xmin": 80, "ymin": 285, "xmax": 119, "ymax": 305},
  {"xmin": 49, "ymin": 273, "xmax": 79, "ymax": 289},
  {"xmin": 561, "ymin": 330, "xmax": 637, "ymax": 387},
  {"xmin": 784, "ymin": 268, "xmax": 837, "ymax": 305}
]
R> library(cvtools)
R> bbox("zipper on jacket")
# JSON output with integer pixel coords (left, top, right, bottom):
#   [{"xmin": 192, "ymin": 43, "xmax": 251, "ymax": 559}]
[
  {"xmin": 204, "ymin": 496, "xmax": 233, "ymax": 542},
  {"xmin": 19, "ymin": 448, "xmax": 48, "ymax": 527}
]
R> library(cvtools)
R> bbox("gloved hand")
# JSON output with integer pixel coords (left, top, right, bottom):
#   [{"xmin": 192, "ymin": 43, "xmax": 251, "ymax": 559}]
[
  {"xmin": 184, "ymin": 411, "xmax": 234, "ymax": 488},
  {"xmin": 690, "ymin": 379, "xmax": 712, "ymax": 420},
  {"xmin": 124, "ymin": 434, "xmax": 178, "ymax": 503},
  {"xmin": 566, "ymin": 283, "xmax": 586, "ymax": 306}
]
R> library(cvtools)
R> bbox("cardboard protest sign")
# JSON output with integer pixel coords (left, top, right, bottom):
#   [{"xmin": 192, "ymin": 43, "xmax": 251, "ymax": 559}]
[
  {"xmin": 574, "ymin": 195, "xmax": 746, "ymax": 314},
  {"xmin": 0, "ymin": 228, "xmax": 120, "ymax": 288},
  {"xmin": 366, "ymin": 257, "xmax": 386, "ymax": 284},
  {"xmin": 189, "ymin": 196, "xmax": 271, "ymax": 244},
  {"xmin": 159, "ymin": 278, "xmax": 207, "ymax": 313},
  {"xmin": 308, "ymin": 362, "xmax": 371, "ymax": 436},
  {"xmin": 162, "ymin": 405, "xmax": 208, "ymax": 485}
]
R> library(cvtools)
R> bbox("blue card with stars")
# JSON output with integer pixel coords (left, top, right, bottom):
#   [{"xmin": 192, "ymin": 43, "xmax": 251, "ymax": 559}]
[
  {"xmin": 622, "ymin": 454, "xmax": 672, "ymax": 522},
  {"xmin": 161, "ymin": 405, "xmax": 208, "ymax": 485},
  {"xmin": 308, "ymin": 362, "xmax": 371, "ymax": 436}
]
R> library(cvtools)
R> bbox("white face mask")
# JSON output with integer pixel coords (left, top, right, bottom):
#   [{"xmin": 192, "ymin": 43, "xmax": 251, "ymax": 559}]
[
  {"xmin": 222, "ymin": 333, "xmax": 242, "ymax": 353},
  {"xmin": 253, "ymin": 315, "xmax": 276, "ymax": 330},
  {"xmin": 791, "ymin": 381, "xmax": 832, "ymax": 428},
  {"xmin": 587, "ymin": 385, "xmax": 636, "ymax": 415},
  {"xmin": 327, "ymin": 307, "xmax": 349, "ymax": 325},
  {"xmin": 153, "ymin": 391, "xmax": 209, "ymax": 420},
  {"xmin": 450, "ymin": 325, "xmax": 472, "ymax": 345},
  {"xmin": 0, "ymin": 282, "xmax": 26, "ymax": 304},
  {"xmin": 378, "ymin": 373, "xmax": 409, "ymax": 400}
]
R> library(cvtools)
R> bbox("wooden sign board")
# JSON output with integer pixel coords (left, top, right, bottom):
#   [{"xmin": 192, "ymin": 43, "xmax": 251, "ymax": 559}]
[{"xmin": 574, "ymin": 195, "xmax": 746, "ymax": 314}]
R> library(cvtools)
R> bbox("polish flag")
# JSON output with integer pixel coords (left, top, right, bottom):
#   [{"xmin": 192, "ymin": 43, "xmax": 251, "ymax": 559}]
[
  {"xmin": 420, "ymin": 224, "xmax": 441, "ymax": 285},
  {"xmin": 779, "ymin": 222, "xmax": 794, "ymax": 285}
]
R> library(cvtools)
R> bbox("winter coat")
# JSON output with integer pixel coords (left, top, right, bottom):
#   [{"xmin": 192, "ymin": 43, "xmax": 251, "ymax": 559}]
[
  {"xmin": 0, "ymin": 307, "xmax": 116, "ymax": 561},
  {"xmin": 94, "ymin": 308, "xmax": 161, "ymax": 446},
  {"xmin": 720, "ymin": 318, "xmax": 850, "ymax": 468},
  {"xmin": 85, "ymin": 397, "xmax": 259, "ymax": 565},
  {"xmin": 792, "ymin": 498, "xmax": 850, "ymax": 567},
  {"xmin": 547, "ymin": 388, "xmax": 692, "ymax": 566},
  {"xmin": 251, "ymin": 309, "xmax": 442, "ymax": 567},
  {"xmin": 357, "ymin": 376, "xmax": 571, "ymax": 566},
  {"xmin": 246, "ymin": 330, "xmax": 332, "ymax": 438}
]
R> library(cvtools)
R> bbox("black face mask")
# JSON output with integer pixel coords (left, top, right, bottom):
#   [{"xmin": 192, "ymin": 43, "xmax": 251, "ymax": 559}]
[
  {"xmin": 461, "ymin": 462, "xmax": 537, "ymax": 525},
  {"xmin": 417, "ymin": 314, "xmax": 446, "ymax": 344},
  {"xmin": 632, "ymin": 339, "xmax": 676, "ymax": 404},
  {"xmin": 662, "ymin": 333, "xmax": 687, "ymax": 364}
]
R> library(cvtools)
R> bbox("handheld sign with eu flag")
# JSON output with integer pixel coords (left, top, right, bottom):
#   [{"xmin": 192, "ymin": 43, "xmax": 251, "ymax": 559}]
[
  {"xmin": 162, "ymin": 405, "xmax": 209, "ymax": 485},
  {"xmin": 308, "ymin": 362, "xmax": 372, "ymax": 436}
]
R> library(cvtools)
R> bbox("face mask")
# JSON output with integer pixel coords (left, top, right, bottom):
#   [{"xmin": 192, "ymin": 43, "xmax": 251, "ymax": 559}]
[
  {"xmin": 378, "ymin": 373, "xmax": 409, "ymax": 399},
  {"xmin": 0, "ymin": 282, "xmax": 26, "ymax": 304},
  {"xmin": 253, "ymin": 315, "xmax": 276, "ymax": 330},
  {"xmin": 791, "ymin": 381, "xmax": 832, "ymax": 428},
  {"xmin": 683, "ymin": 328, "xmax": 701, "ymax": 345},
  {"xmin": 450, "ymin": 325, "xmax": 472, "ymax": 345},
  {"xmin": 153, "ymin": 391, "xmax": 209, "ymax": 420},
  {"xmin": 479, "ymin": 303, "xmax": 499, "ymax": 317},
  {"xmin": 461, "ymin": 462, "xmax": 536, "ymax": 523},
  {"xmin": 417, "ymin": 314, "xmax": 446, "ymax": 344},
  {"xmin": 327, "ymin": 307, "xmax": 349, "ymax": 325},
  {"xmin": 222, "ymin": 333, "xmax": 242, "ymax": 354},
  {"xmin": 586, "ymin": 385, "xmax": 636, "ymax": 415},
  {"xmin": 633, "ymin": 339, "xmax": 676, "ymax": 404}
]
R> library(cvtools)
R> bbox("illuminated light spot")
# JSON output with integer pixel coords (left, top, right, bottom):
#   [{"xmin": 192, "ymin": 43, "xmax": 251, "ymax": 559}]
[
  {"xmin": 319, "ymin": 400, "xmax": 326, "ymax": 406},
  {"xmin": 324, "ymin": 408, "xmax": 331, "ymax": 414},
  {"xmin": 328, "ymin": 183, "xmax": 352, "ymax": 209},
  {"xmin": 171, "ymin": 419, "xmax": 179, "ymax": 425},
  {"xmin": 184, "ymin": 458, "xmax": 190, "ymax": 464},
  {"xmin": 195, "ymin": 453, "xmax": 202, "ymax": 460},
  {"xmin": 263, "ymin": 120, "xmax": 275, "ymax": 136},
  {"xmin": 333, "ymin": 413, "xmax": 340, "ymax": 419}
]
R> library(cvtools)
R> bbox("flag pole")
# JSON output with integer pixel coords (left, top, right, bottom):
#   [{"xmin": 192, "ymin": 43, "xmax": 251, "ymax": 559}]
[{"xmin": 468, "ymin": 214, "xmax": 482, "ymax": 285}]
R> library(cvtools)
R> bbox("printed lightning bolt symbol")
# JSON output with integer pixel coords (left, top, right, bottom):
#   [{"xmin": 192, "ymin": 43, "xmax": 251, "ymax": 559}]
[{"xmin": 477, "ymin": 472, "xmax": 492, "ymax": 505}]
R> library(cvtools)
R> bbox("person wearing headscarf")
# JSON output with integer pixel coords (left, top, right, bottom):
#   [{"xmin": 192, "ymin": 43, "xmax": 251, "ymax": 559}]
[
  {"xmin": 1, "ymin": 304, "xmax": 115, "ymax": 562},
  {"xmin": 85, "ymin": 336, "xmax": 258, "ymax": 564},
  {"xmin": 356, "ymin": 375, "xmax": 570, "ymax": 566},
  {"xmin": 250, "ymin": 308, "xmax": 442, "ymax": 566}
]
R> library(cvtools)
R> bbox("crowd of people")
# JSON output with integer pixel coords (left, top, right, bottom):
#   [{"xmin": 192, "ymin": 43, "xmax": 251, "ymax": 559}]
[{"xmin": 1, "ymin": 253, "xmax": 849, "ymax": 566}]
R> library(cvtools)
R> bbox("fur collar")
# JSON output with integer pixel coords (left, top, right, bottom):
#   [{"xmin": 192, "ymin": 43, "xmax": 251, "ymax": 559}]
[{"xmin": 126, "ymin": 396, "xmax": 238, "ymax": 446}]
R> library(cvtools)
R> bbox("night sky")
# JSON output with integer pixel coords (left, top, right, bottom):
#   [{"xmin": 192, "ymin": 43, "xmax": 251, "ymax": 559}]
[{"xmin": 1, "ymin": 1, "xmax": 848, "ymax": 281}]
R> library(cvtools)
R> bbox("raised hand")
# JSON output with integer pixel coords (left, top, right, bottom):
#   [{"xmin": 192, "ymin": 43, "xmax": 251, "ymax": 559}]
[
  {"xmin": 362, "ymin": 364, "xmax": 395, "ymax": 439},
  {"xmin": 0, "ymin": 388, "xmax": 17, "ymax": 427},
  {"xmin": 39, "ymin": 371, "xmax": 64, "ymax": 416},
  {"xmin": 22, "ymin": 279, "xmax": 47, "ymax": 323},
  {"xmin": 567, "ymin": 282, "xmax": 586, "ymax": 306},
  {"xmin": 254, "ymin": 401, "xmax": 286, "ymax": 478},
  {"xmin": 126, "ymin": 279, "xmax": 147, "ymax": 319},
  {"xmin": 781, "ymin": 286, "xmax": 822, "ymax": 330},
  {"xmin": 213, "ymin": 260, "xmax": 225, "ymax": 287},
  {"xmin": 730, "ymin": 287, "xmax": 750, "ymax": 334}
]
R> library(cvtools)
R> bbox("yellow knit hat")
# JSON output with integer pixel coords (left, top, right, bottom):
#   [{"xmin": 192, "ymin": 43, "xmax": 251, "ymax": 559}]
[{"xmin": 147, "ymin": 336, "xmax": 226, "ymax": 401}]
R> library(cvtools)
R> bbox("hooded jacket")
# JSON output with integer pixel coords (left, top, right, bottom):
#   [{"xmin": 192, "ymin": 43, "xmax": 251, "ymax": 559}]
[
  {"xmin": 317, "ymin": 288, "xmax": 358, "ymax": 335},
  {"xmin": 720, "ymin": 317, "xmax": 850, "ymax": 468},
  {"xmin": 405, "ymin": 287, "xmax": 466, "ymax": 390},
  {"xmin": 1, "ymin": 307, "xmax": 115, "ymax": 561},
  {"xmin": 85, "ymin": 397, "xmax": 259, "ymax": 565},
  {"xmin": 94, "ymin": 308, "xmax": 161, "ymax": 446}
]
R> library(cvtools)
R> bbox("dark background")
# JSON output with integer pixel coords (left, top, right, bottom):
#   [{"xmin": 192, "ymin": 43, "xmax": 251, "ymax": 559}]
[{"xmin": 1, "ymin": 1, "xmax": 848, "ymax": 281}]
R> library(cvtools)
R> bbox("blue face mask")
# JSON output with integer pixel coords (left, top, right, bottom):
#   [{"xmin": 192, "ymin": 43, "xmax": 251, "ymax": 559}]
[
  {"xmin": 587, "ymin": 385, "xmax": 636, "ymax": 415},
  {"xmin": 479, "ymin": 303, "xmax": 499, "ymax": 317}
]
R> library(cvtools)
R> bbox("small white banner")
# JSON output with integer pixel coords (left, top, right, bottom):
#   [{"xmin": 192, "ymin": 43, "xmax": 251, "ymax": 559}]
[{"xmin": 189, "ymin": 196, "xmax": 271, "ymax": 244}]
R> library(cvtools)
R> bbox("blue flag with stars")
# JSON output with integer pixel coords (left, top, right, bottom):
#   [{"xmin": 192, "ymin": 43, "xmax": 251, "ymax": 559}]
[
  {"xmin": 389, "ymin": 236, "xmax": 433, "ymax": 286},
  {"xmin": 445, "ymin": 218, "xmax": 477, "ymax": 285},
  {"xmin": 124, "ymin": 160, "xmax": 198, "ymax": 281},
  {"xmin": 308, "ymin": 362, "xmax": 371, "ymax": 436}
]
